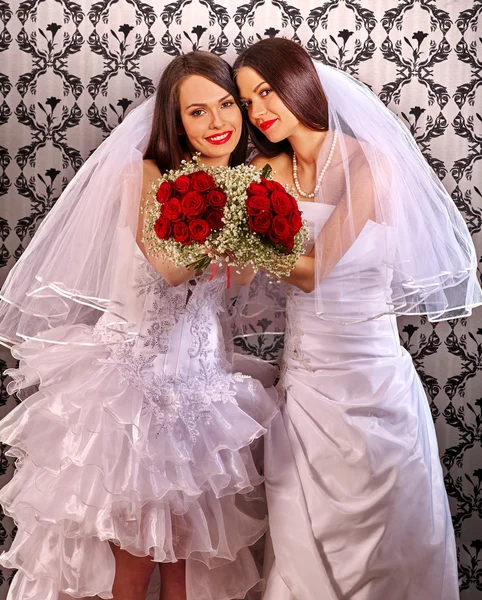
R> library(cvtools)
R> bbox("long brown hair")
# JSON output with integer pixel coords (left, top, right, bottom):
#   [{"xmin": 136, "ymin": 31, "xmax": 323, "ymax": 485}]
[
  {"xmin": 145, "ymin": 51, "xmax": 248, "ymax": 171},
  {"xmin": 233, "ymin": 38, "xmax": 329, "ymax": 158}
]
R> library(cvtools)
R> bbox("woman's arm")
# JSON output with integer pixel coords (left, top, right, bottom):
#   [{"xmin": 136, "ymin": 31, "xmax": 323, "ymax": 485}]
[
  {"xmin": 253, "ymin": 152, "xmax": 379, "ymax": 293},
  {"xmin": 136, "ymin": 161, "xmax": 197, "ymax": 286},
  {"xmin": 280, "ymin": 158, "xmax": 379, "ymax": 293},
  {"xmin": 229, "ymin": 262, "xmax": 257, "ymax": 286}
]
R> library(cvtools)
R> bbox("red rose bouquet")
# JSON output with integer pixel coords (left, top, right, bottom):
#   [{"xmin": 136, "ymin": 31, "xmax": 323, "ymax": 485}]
[
  {"xmin": 246, "ymin": 177, "xmax": 303, "ymax": 252},
  {"xmin": 151, "ymin": 172, "xmax": 228, "ymax": 269},
  {"xmin": 142, "ymin": 156, "xmax": 308, "ymax": 279},
  {"xmin": 142, "ymin": 157, "xmax": 231, "ymax": 271}
]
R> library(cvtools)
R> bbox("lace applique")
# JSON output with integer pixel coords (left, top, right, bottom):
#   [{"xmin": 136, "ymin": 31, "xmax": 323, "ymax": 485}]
[
  {"xmin": 99, "ymin": 340, "xmax": 242, "ymax": 440},
  {"xmin": 94, "ymin": 266, "xmax": 244, "ymax": 441},
  {"xmin": 142, "ymin": 294, "xmax": 185, "ymax": 354},
  {"xmin": 282, "ymin": 287, "xmax": 312, "ymax": 370},
  {"xmin": 93, "ymin": 257, "xmax": 187, "ymax": 353},
  {"xmin": 142, "ymin": 361, "xmax": 243, "ymax": 439},
  {"xmin": 98, "ymin": 341, "xmax": 156, "ymax": 386},
  {"xmin": 92, "ymin": 319, "xmax": 134, "ymax": 346},
  {"xmin": 136, "ymin": 259, "xmax": 188, "ymax": 354},
  {"xmin": 133, "ymin": 255, "xmax": 164, "ymax": 297},
  {"xmin": 186, "ymin": 276, "xmax": 226, "ymax": 360}
]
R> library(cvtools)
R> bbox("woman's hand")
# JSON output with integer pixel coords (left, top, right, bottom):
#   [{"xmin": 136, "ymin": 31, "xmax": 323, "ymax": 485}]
[
  {"xmin": 223, "ymin": 251, "xmax": 257, "ymax": 286},
  {"xmin": 279, "ymin": 255, "xmax": 316, "ymax": 292},
  {"xmin": 230, "ymin": 261, "xmax": 257, "ymax": 286}
]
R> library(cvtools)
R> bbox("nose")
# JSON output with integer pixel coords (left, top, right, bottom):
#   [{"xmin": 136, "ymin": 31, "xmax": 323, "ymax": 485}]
[
  {"xmin": 209, "ymin": 109, "xmax": 224, "ymax": 130},
  {"xmin": 250, "ymin": 97, "xmax": 267, "ymax": 119}
]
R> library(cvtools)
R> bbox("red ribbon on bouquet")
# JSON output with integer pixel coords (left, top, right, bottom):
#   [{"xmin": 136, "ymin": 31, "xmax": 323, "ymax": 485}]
[{"xmin": 208, "ymin": 262, "xmax": 230, "ymax": 289}]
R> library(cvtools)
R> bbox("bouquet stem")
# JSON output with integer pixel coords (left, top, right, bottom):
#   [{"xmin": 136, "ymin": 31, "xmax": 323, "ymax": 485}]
[{"xmin": 186, "ymin": 255, "xmax": 212, "ymax": 272}]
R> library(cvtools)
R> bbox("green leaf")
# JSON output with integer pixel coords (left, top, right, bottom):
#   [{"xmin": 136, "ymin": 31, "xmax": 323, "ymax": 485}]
[{"xmin": 260, "ymin": 163, "xmax": 272, "ymax": 179}]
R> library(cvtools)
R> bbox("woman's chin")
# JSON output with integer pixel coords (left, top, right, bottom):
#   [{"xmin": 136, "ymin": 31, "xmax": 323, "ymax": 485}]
[
  {"xmin": 198, "ymin": 143, "xmax": 237, "ymax": 161},
  {"xmin": 258, "ymin": 127, "xmax": 285, "ymax": 144}
]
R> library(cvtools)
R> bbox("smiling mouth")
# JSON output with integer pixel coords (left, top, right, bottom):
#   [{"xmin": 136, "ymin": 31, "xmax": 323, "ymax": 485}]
[
  {"xmin": 205, "ymin": 131, "xmax": 233, "ymax": 145},
  {"xmin": 260, "ymin": 119, "xmax": 277, "ymax": 131}
]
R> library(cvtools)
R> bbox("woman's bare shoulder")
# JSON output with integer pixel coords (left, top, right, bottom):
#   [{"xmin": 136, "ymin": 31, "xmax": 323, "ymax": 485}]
[
  {"xmin": 142, "ymin": 159, "xmax": 163, "ymax": 190},
  {"xmin": 143, "ymin": 158, "xmax": 161, "ymax": 176}
]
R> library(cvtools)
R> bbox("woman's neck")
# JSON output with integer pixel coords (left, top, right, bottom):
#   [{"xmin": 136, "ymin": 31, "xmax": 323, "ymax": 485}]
[
  {"xmin": 184, "ymin": 152, "xmax": 230, "ymax": 168},
  {"xmin": 287, "ymin": 126, "xmax": 329, "ymax": 166},
  {"xmin": 200, "ymin": 155, "xmax": 230, "ymax": 168}
]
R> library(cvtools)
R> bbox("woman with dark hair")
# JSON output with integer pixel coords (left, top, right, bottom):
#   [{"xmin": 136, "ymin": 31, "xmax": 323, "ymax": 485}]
[
  {"xmin": 144, "ymin": 51, "xmax": 248, "ymax": 172},
  {"xmin": 234, "ymin": 38, "xmax": 481, "ymax": 600},
  {"xmin": 0, "ymin": 51, "xmax": 276, "ymax": 600}
]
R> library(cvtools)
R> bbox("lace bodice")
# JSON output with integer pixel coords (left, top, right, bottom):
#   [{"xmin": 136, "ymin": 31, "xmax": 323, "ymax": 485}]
[{"xmin": 93, "ymin": 255, "xmax": 249, "ymax": 439}]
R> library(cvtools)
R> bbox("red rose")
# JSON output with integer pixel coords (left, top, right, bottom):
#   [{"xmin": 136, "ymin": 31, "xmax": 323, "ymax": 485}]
[
  {"xmin": 182, "ymin": 191, "xmax": 206, "ymax": 218},
  {"xmin": 248, "ymin": 211, "xmax": 272, "ymax": 235},
  {"xmin": 189, "ymin": 218, "xmax": 211, "ymax": 244},
  {"xmin": 247, "ymin": 181, "xmax": 269, "ymax": 197},
  {"xmin": 190, "ymin": 171, "xmax": 216, "ymax": 192},
  {"xmin": 157, "ymin": 181, "xmax": 173, "ymax": 204},
  {"xmin": 270, "ymin": 190, "xmax": 292, "ymax": 216},
  {"xmin": 246, "ymin": 194, "xmax": 271, "ymax": 216},
  {"xmin": 283, "ymin": 236, "xmax": 295, "ymax": 251},
  {"xmin": 173, "ymin": 221, "xmax": 190, "ymax": 245},
  {"xmin": 154, "ymin": 216, "xmax": 171, "ymax": 240},
  {"xmin": 162, "ymin": 198, "xmax": 182, "ymax": 221},
  {"xmin": 206, "ymin": 208, "xmax": 225, "ymax": 231},
  {"xmin": 206, "ymin": 188, "xmax": 227, "ymax": 208},
  {"xmin": 262, "ymin": 178, "xmax": 285, "ymax": 193},
  {"xmin": 173, "ymin": 174, "xmax": 191, "ymax": 194},
  {"xmin": 288, "ymin": 210, "xmax": 302, "ymax": 234},
  {"xmin": 268, "ymin": 215, "xmax": 290, "ymax": 244}
]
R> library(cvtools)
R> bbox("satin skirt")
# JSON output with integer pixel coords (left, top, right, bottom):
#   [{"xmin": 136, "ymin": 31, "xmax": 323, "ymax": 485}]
[
  {"xmin": 0, "ymin": 324, "xmax": 278, "ymax": 600},
  {"xmin": 262, "ymin": 311, "xmax": 459, "ymax": 600}
]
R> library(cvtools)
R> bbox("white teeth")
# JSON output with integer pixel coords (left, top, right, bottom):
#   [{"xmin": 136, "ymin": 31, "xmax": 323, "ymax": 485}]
[{"xmin": 207, "ymin": 132, "xmax": 229, "ymax": 141}]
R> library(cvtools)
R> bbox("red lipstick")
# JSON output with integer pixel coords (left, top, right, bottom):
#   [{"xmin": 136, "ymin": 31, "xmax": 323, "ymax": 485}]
[
  {"xmin": 205, "ymin": 130, "xmax": 233, "ymax": 145},
  {"xmin": 260, "ymin": 119, "xmax": 277, "ymax": 131}
]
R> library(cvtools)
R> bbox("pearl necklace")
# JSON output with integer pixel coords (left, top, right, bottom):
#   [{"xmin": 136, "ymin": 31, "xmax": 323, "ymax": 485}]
[{"xmin": 292, "ymin": 130, "xmax": 338, "ymax": 198}]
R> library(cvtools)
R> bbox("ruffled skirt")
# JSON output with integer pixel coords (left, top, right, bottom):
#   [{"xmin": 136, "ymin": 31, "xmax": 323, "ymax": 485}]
[{"xmin": 0, "ymin": 324, "xmax": 278, "ymax": 600}]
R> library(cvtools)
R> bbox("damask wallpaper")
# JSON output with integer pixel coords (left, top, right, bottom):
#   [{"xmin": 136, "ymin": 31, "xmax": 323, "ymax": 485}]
[{"xmin": 0, "ymin": 1, "xmax": 481, "ymax": 598}]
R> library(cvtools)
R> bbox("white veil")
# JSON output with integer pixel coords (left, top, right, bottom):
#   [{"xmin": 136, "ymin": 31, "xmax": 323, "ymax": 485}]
[
  {"xmin": 313, "ymin": 63, "xmax": 481, "ymax": 323},
  {"xmin": 1, "ymin": 61, "xmax": 479, "ymax": 352},
  {"xmin": 231, "ymin": 61, "xmax": 481, "ymax": 354},
  {"xmin": 0, "ymin": 96, "xmax": 156, "ymax": 348}
]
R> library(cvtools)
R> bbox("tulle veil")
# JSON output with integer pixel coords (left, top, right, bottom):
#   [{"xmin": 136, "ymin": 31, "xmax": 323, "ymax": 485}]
[
  {"xmin": 0, "ymin": 97, "xmax": 157, "ymax": 348},
  {"xmin": 233, "ymin": 62, "xmax": 482, "ymax": 344},
  {"xmin": 0, "ymin": 61, "xmax": 480, "ymax": 354}
]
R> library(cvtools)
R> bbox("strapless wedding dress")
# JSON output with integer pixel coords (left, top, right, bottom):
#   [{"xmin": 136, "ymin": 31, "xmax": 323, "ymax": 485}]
[{"xmin": 263, "ymin": 201, "xmax": 459, "ymax": 600}]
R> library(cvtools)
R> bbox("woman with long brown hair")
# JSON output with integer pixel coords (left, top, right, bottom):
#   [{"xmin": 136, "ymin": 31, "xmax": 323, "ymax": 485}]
[
  {"xmin": 0, "ymin": 51, "xmax": 276, "ymax": 600},
  {"xmin": 234, "ymin": 38, "xmax": 480, "ymax": 600}
]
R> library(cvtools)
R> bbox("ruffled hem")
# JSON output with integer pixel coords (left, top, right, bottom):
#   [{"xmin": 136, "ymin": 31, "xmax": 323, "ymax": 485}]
[
  {"xmin": 0, "ymin": 325, "xmax": 278, "ymax": 599},
  {"xmin": 2, "ymin": 526, "xmax": 264, "ymax": 600},
  {"xmin": 1, "ymin": 470, "xmax": 267, "ymax": 564}
]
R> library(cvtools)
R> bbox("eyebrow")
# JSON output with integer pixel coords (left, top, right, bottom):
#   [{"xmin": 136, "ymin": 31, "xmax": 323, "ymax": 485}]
[
  {"xmin": 239, "ymin": 81, "xmax": 267, "ymax": 100},
  {"xmin": 186, "ymin": 93, "xmax": 233, "ymax": 110},
  {"xmin": 253, "ymin": 81, "xmax": 267, "ymax": 93}
]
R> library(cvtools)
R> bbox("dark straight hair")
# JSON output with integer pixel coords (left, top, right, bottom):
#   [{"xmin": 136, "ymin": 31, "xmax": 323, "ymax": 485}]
[
  {"xmin": 145, "ymin": 51, "xmax": 248, "ymax": 171},
  {"xmin": 233, "ymin": 38, "xmax": 329, "ymax": 158}
]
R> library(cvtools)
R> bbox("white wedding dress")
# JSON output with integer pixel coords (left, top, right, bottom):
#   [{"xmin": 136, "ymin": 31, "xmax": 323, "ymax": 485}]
[
  {"xmin": 263, "ymin": 201, "xmax": 459, "ymax": 600},
  {"xmin": 0, "ymin": 249, "xmax": 277, "ymax": 600}
]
